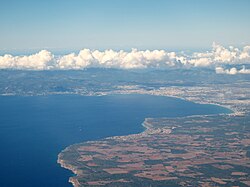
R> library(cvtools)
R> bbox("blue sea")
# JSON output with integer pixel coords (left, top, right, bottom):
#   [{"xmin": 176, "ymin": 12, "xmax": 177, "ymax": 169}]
[{"xmin": 0, "ymin": 94, "xmax": 231, "ymax": 187}]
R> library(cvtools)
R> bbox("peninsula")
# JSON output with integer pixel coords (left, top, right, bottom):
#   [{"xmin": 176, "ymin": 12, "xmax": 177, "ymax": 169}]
[{"xmin": 58, "ymin": 82, "xmax": 250, "ymax": 187}]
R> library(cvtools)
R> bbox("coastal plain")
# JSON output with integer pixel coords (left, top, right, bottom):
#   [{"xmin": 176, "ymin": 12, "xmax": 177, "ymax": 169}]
[
  {"xmin": 57, "ymin": 73, "xmax": 250, "ymax": 187},
  {"xmin": 58, "ymin": 114, "xmax": 250, "ymax": 187}
]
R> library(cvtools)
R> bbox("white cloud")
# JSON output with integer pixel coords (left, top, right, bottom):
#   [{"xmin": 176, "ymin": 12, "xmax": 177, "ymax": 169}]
[
  {"xmin": 56, "ymin": 48, "xmax": 180, "ymax": 69},
  {"xmin": 188, "ymin": 42, "xmax": 250, "ymax": 67},
  {"xmin": 0, "ymin": 43, "xmax": 250, "ymax": 70},
  {"xmin": 239, "ymin": 46, "xmax": 250, "ymax": 60},
  {"xmin": 189, "ymin": 57, "xmax": 212, "ymax": 67},
  {"xmin": 239, "ymin": 66, "xmax": 250, "ymax": 74},
  {"xmin": 215, "ymin": 66, "xmax": 250, "ymax": 75},
  {"xmin": 212, "ymin": 42, "xmax": 237, "ymax": 62},
  {"xmin": 0, "ymin": 50, "xmax": 54, "ymax": 70}
]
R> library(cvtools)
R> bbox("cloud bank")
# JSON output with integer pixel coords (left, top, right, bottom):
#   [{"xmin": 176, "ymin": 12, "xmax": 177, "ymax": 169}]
[
  {"xmin": 0, "ymin": 43, "xmax": 250, "ymax": 72},
  {"xmin": 215, "ymin": 66, "xmax": 250, "ymax": 75}
]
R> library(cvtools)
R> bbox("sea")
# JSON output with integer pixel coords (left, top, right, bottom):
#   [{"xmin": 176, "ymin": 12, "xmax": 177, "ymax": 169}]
[{"xmin": 0, "ymin": 94, "xmax": 232, "ymax": 187}]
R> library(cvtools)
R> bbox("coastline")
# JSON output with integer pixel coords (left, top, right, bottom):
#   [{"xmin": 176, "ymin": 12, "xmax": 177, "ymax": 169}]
[
  {"xmin": 57, "ymin": 147, "xmax": 81, "ymax": 187},
  {"xmin": 57, "ymin": 86, "xmax": 249, "ymax": 186},
  {"xmin": 57, "ymin": 106, "xmax": 235, "ymax": 186},
  {"xmin": 57, "ymin": 117, "xmax": 165, "ymax": 187},
  {"xmin": 57, "ymin": 154, "xmax": 80, "ymax": 187}
]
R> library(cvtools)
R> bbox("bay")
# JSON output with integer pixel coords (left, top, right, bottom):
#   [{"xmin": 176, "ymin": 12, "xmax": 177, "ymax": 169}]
[{"xmin": 0, "ymin": 94, "xmax": 231, "ymax": 187}]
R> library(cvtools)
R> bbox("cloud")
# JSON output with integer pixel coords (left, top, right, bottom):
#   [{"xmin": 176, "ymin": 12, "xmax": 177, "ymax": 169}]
[
  {"xmin": 0, "ymin": 43, "xmax": 250, "ymax": 70},
  {"xmin": 188, "ymin": 42, "xmax": 250, "ymax": 67},
  {"xmin": 215, "ymin": 66, "xmax": 250, "ymax": 75},
  {"xmin": 56, "ymin": 48, "xmax": 180, "ymax": 69},
  {"xmin": 0, "ymin": 50, "xmax": 54, "ymax": 70}
]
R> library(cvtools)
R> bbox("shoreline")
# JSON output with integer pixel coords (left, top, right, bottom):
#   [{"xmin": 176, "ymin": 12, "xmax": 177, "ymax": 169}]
[
  {"xmin": 57, "ymin": 155, "xmax": 80, "ymax": 187},
  {"xmin": 0, "ymin": 91, "xmax": 240, "ymax": 115},
  {"xmin": 57, "ymin": 93, "xmax": 238, "ymax": 187}
]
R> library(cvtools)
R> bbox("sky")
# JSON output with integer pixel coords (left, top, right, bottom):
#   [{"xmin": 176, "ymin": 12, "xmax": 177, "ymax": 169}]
[{"xmin": 1, "ymin": 0, "xmax": 250, "ymax": 52}]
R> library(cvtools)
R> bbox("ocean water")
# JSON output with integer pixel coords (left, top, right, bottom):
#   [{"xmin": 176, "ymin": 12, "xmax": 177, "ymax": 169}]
[{"xmin": 0, "ymin": 94, "xmax": 231, "ymax": 187}]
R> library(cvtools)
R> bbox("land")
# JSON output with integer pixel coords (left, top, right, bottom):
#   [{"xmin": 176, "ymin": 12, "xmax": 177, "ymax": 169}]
[
  {"xmin": 0, "ymin": 69, "xmax": 249, "ymax": 114},
  {"xmin": 55, "ymin": 69, "xmax": 250, "ymax": 187},
  {"xmin": 58, "ymin": 115, "xmax": 250, "ymax": 186},
  {"xmin": 0, "ymin": 69, "xmax": 249, "ymax": 186}
]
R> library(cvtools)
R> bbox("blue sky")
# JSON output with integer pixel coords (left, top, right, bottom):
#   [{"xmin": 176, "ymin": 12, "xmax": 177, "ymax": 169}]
[{"xmin": 1, "ymin": 0, "xmax": 250, "ymax": 52}]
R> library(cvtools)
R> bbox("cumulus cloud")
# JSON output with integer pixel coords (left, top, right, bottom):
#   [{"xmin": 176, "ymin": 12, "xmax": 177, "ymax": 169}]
[
  {"xmin": 188, "ymin": 42, "xmax": 250, "ymax": 67},
  {"xmin": 215, "ymin": 66, "xmax": 250, "ymax": 75},
  {"xmin": 0, "ymin": 43, "xmax": 250, "ymax": 70},
  {"xmin": 56, "ymin": 48, "xmax": 179, "ymax": 69},
  {"xmin": 0, "ymin": 50, "xmax": 54, "ymax": 70}
]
